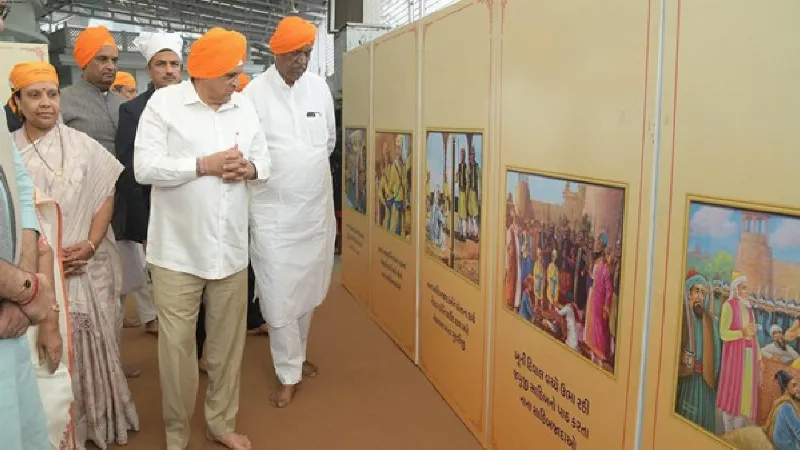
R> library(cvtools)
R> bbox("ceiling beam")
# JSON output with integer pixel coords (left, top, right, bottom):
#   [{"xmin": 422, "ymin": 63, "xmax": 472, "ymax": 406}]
[
  {"xmin": 43, "ymin": 0, "xmax": 327, "ymax": 38},
  {"xmin": 41, "ymin": 0, "xmax": 328, "ymax": 61}
]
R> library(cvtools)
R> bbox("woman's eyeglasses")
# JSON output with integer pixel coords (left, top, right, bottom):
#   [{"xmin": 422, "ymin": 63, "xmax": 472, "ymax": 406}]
[{"xmin": 0, "ymin": 3, "xmax": 9, "ymax": 21}]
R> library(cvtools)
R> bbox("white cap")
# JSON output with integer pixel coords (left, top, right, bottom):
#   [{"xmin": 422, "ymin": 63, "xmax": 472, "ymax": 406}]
[{"xmin": 134, "ymin": 31, "xmax": 184, "ymax": 63}]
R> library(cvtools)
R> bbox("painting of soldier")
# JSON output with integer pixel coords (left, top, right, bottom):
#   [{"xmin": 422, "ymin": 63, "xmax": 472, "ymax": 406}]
[
  {"xmin": 424, "ymin": 131, "xmax": 483, "ymax": 285},
  {"xmin": 504, "ymin": 170, "xmax": 625, "ymax": 375}
]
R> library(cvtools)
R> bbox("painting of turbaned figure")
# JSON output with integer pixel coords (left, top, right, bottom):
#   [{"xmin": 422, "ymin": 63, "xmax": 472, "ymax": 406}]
[
  {"xmin": 374, "ymin": 132, "xmax": 413, "ymax": 240},
  {"xmin": 504, "ymin": 170, "xmax": 625, "ymax": 376},
  {"xmin": 674, "ymin": 199, "xmax": 800, "ymax": 449},
  {"xmin": 425, "ymin": 131, "xmax": 482, "ymax": 285}
]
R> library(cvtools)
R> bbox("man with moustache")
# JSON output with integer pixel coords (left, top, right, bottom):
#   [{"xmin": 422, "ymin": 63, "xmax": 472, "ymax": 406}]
[
  {"xmin": 114, "ymin": 31, "xmax": 184, "ymax": 337},
  {"xmin": 60, "ymin": 26, "xmax": 122, "ymax": 156},
  {"xmin": 675, "ymin": 269, "xmax": 720, "ymax": 434},
  {"xmin": 761, "ymin": 325, "xmax": 800, "ymax": 365},
  {"xmin": 243, "ymin": 16, "xmax": 336, "ymax": 408},
  {"xmin": 135, "ymin": 27, "xmax": 270, "ymax": 450}
]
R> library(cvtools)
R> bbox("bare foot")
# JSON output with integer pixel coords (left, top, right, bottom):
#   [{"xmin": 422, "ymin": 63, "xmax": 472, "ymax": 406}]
[
  {"xmin": 123, "ymin": 317, "xmax": 141, "ymax": 328},
  {"xmin": 123, "ymin": 364, "xmax": 141, "ymax": 378},
  {"xmin": 302, "ymin": 360, "xmax": 318, "ymax": 378},
  {"xmin": 270, "ymin": 384, "xmax": 298, "ymax": 408},
  {"xmin": 207, "ymin": 431, "xmax": 252, "ymax": 450},
  {"xmin": 145, "ymin": 319, "xmax": 158, "ymax": 335}
]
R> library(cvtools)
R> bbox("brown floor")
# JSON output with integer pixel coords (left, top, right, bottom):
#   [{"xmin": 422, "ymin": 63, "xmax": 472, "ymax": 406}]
[{"xmin": 118, "ymin": 268, "xmax": 482, "ymax": 450}]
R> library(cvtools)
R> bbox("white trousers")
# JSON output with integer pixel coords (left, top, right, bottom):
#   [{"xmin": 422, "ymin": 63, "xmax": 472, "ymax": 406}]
[
  {"xmin": 131, "ymin": 284, "xmax": 157, "ymax": 323},
  {"xmin": 119, "ymin": 284, "xmax": 157, "ymax": 324},
  {"xmin": 268, "ymin": 310, "xmax": 314, "ymax": 385}
]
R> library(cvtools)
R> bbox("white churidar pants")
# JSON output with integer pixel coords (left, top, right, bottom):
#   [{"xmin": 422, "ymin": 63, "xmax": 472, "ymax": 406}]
[
  {"xmin": 268, "ymin": 310, "xmax": 314, "ymax": 385},
  {"xmin": 117, "ymin": 240, "xmax": 157, "ymax": 323},
  {"xmin": 129, "ymin": 285, "xmax": 157, "ymax": 323}
]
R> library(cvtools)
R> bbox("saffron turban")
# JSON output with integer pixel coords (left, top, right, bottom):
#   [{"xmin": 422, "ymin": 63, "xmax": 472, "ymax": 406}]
[
  {"xmin": 235, "ymin": 72, "xmax": 250, "ymax": 92},
  {"xmin": 113, "ymin": 71, "xmax": 136, "ymax": 88},
  {"xmin": 187, "ymin": 28, "xmax": 247, "ymax": 79},
  {"xmin": 269, "ymin": 16, "xmax": 317, "ymax": 55},
  {"xmin": 134, "ymin": 31, "xmax": 184, "ymax": 63},
  {"xmin": 73, "ymin": 26, "xmax": 117, "ymax": 69},
  {"xmin": 7, "ymin": 62, "xmax": 59, "ymax": 112}
]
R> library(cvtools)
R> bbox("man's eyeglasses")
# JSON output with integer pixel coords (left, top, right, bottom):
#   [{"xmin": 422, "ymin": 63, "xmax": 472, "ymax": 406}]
[{"xmin": 0, "ymin": 3, "xmax": 9, "ymax": 21}]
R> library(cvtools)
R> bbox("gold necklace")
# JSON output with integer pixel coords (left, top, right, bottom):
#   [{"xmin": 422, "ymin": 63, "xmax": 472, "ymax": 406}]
[{"xmin": 25, "ymin": 124, "xmax": 64, "ymax": 177}]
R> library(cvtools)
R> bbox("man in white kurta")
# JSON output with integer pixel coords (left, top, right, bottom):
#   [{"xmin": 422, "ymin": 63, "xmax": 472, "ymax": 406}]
[
  {"xmin": 243, "ymin": 16, "xmax": 336, "ymax": 408},
  {"xmin": 134, "ymin": 27, "xmax": 270, "ymax": 450}
]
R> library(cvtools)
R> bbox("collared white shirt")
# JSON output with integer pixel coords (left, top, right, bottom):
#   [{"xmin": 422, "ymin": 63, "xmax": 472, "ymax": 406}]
[{"xmin": 134, "ymin": 80, "xmax": 271, "ymax": 279}]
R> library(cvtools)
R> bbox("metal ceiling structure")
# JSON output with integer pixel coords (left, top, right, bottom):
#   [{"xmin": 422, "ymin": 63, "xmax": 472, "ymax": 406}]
[{"xmin": 39, "ymin": 0, "xmax": 329, "ymax": 63}]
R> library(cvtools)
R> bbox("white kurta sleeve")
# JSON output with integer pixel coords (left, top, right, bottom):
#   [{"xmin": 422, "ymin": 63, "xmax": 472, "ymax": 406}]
[
  {"xmin": 248, "ymin": 128, "xmax": 271, "ymax": 182},
  {"xmin": 323, "ymin": 83, "xmax": 336, "ymax": 156},
  {"xmin": 134, "ymin": 101, "xmax": 198, "ymax": 187}
]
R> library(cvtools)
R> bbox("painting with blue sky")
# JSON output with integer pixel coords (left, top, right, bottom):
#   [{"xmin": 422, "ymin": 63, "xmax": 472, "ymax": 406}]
[
  {"xmin": 425, "ymin": 131, "xmax": 483, "ymax": 285},
  {"xmin": 504, "ymin": 169, "xmax": 625, "ymax": 375},
  {"xmin": 673, "ymin": 200, "xmax": 800, "ymax": 438},
  {"xmin": 688, "ymin": 202, "xmax": 800, "ymax": 267},
  {"xmin": 507, "ymin": 171, "xmax": 582, "ymax": 206}
]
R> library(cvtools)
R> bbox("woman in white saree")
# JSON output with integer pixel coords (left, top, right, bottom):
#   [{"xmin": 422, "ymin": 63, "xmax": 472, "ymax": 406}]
[{"xmin": 9, "ymin": 62, "xmax": 139, "ymax": 449}]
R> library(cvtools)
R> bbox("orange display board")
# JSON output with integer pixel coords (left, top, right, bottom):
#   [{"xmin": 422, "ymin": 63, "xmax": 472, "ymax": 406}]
[
  {"xmin": 341, "ymin": 45, "xmax": 372, "ymax": 310},
  {"xmin": 489, "ymin": 0, "xmax": 656, "ymax": 448},
  {"xmin": 368, "ymin": 26, "xmax": 419, "ymax": 358},
  {"xmin": 641, "ymin": 2, "xmax": 800, "ymax": 449},
  {"xmin": 418, "ymin": 1, "xmax": 493, "ymax": 444}
]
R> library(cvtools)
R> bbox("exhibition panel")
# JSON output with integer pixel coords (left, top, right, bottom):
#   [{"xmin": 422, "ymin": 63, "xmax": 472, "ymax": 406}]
[
  {"xmin": 418, "ymin": 1, "xmax": 493, "ymax": 444},
  {"xmin": 369, "ymin": 25, "xmax": 419, "ymax": 359},
  {"xmin": 0, "ymin": 43, "xmax": 49, "ymax": 102},
  {"xmin": 342, "ymin": 0, "xmax": 795, "ymax": 448},
  {"xmin": 489, "ymin": 0, "xmax": 656, "ymax": 448},
  {"xmin": 342, "ymin": 46, "xmax": 373, "ymax": 311},
  {"xmin": 643, "ymin": 2, "xmax": 800, "ymax": 449}
]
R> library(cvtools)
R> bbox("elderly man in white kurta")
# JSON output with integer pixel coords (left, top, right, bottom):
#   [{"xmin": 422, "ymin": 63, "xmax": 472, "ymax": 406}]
[
  {"xmin": 243, "ymin": 16, "xmax": 336, "ymax": 408},
  {"xmin": 134, "ymin": 27, "xmax": 270, "ymax": 450}
]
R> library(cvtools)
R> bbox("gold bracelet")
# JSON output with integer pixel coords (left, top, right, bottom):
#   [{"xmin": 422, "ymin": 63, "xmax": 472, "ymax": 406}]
[{"xmin": 87, "ymin": 240, "xmax": 97, "ymax": 253}]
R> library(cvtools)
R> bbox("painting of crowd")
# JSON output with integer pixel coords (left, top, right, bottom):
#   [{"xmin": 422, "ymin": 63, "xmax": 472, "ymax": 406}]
[
  {"xmin": 504, "ymin": 171, "xmax": 625, "ymax": 375},
  {"xmin": 674, "ymin": 201, "xmax": 800, "ymax": 449}
]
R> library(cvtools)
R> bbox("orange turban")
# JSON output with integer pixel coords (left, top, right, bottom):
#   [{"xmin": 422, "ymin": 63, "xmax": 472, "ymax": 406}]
[
  {"xmin": 113, "ymin": 71, "xmax": 136, "ymax": 88},
  {"xmin": 187, "ymin": 28, "xmax": 247, "ymax": 79},
  {"xmin": 7, "ymin": 62, "xmax": 59, "ymax": 112},
  {"xmin": 73, "ymin": 26, "xmax": 117, "ymax": 69},
  {"xmin": 235, "ymin": 72, "xmax": 250, "ymax": 92},
  {"xmin": 269, "ymin": 16, "xmax": 317, "ymax": 55}
]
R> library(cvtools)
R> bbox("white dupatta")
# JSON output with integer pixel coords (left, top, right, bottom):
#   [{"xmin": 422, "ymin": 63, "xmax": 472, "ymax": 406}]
[{"xmin": 25, "ymin": 190, "xmax": 76, "ymax": 449}]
